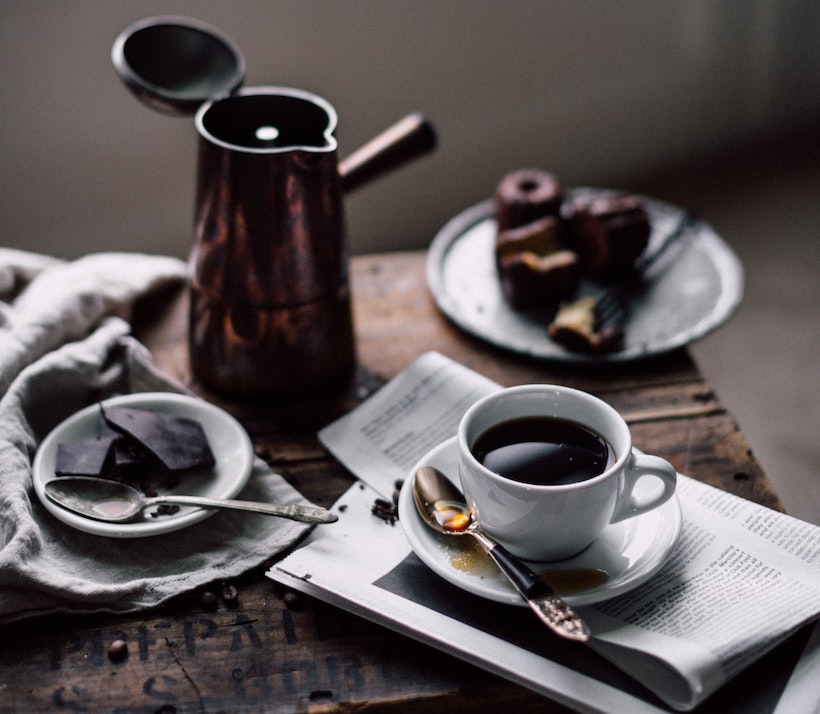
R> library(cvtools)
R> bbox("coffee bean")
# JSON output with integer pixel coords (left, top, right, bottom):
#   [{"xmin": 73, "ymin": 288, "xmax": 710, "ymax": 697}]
[
  {"xmin": 200, "ymin": 590, "xmax": 219, "ymax": 611},
  {"xmin": 371, "ymin": 497, "xmax": 398, "ymax": 525},
  {"xmin": 221, "ymin": 583, "xmax": 239, "ymax": 608},
  {"xmin": 255, "ymin": 446, "xmax": 272, "ymax": 462},
  {"xmin": 107, "ymin": 639, "xmax": 128, "ymax": 662}
]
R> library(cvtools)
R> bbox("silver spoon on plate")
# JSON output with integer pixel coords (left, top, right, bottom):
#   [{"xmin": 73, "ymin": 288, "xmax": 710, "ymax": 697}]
[{"xmin": 44, "ymin": 476, "xmax": 338, "ymax": 525}]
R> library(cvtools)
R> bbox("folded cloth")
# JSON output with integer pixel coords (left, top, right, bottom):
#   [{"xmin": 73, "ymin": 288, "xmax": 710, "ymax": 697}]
[{"xmin": 0, "ymin": 250, "xmax": 315, "ymax": 623}]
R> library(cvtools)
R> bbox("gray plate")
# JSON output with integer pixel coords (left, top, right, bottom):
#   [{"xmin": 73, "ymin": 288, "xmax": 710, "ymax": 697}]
[{"xmin": 426, "ymin": 190, "xmax": 744, "ymax": 364}]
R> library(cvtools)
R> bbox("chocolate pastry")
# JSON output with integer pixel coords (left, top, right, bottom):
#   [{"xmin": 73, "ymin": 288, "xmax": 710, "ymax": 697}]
[
  {"xmin": 498, "ymin": 250, "xmax": 581, "ymax": 309},
  {"xmin": 495, "ymin": 169, "xmax": 563, "ymax": 231},
  {"xmin": 495, "ymin": 215, "xmax": 563, "ymax": 263},
  {"xmin": 565, "ymin": 192, "xmax": 650, "ymax": 280},
  {"xmin": 547, "ymin": 296, "xmax": 624, "ymax": 353}
]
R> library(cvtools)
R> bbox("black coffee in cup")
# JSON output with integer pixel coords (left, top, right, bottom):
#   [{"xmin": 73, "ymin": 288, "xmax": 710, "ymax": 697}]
[{"xmin": 471, "ymin": 416, "xmax": 615, "ymax": 485}]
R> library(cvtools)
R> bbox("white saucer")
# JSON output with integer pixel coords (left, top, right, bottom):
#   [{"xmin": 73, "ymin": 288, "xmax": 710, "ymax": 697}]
[
  {"xmin": 398, "ymin": 437, "xmax": 682, "ymax": 606},
  {"xmin": 32, "ymin": 392, "xmax": 254, "ymax": 538}
]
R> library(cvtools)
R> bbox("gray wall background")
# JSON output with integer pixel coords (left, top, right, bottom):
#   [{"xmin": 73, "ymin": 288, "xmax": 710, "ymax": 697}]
[{"xmin": 2, "ymin": 1, "xmax": 820, "ymax": 260}]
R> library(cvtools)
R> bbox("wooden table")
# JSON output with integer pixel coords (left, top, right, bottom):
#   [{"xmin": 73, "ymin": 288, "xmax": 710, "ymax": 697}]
[{"xmin": 1, "ymin": 251, "xmax": 782, "ymax": 712}]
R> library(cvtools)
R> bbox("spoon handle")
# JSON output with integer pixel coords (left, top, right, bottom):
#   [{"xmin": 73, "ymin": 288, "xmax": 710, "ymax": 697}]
[
  {"xmin": 469, "ymin": 529, "xmax": 589, "ymax": 642},
  {"xmin": 144, "ymin": 495, "xmax": 338, "ymax": 524}
]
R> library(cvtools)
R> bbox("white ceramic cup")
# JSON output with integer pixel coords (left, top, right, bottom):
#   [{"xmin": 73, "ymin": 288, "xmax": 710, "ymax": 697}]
[{"xmin": 457, "ymin": 384, "xmax": 677, "ymax": 562}]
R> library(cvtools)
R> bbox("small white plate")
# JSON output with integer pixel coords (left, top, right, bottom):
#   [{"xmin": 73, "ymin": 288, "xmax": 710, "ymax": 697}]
[
  {"xmin": 32, "ymin": 392, "xmax": 254, "ymax": 538},
  {"xmin": 398, "ymin": 437, "xmax": 682, "ymax": 606}
]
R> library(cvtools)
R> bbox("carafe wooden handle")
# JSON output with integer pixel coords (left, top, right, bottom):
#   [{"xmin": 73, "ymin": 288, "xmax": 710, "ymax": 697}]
[{"xmin": 339, "ymin": 112, "xmax": 437, "ymax": 193}]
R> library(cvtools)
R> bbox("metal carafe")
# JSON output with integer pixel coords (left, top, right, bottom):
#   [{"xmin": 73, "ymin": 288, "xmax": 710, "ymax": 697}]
[{"xmin": 112, "ymin": 16, "xmax": 436, "ymax": 397}]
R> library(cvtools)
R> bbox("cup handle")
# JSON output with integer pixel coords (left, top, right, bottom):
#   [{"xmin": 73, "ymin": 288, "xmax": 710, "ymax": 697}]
[{"xmin": 610, "ymin": 451, "xmax": 677, "ymax": 523}]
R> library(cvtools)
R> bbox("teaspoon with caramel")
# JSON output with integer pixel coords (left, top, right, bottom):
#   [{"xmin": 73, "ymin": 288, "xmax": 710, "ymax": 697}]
[{"xmin": 412, "ymin": 465, "xmax": 590, "ymax": 642}]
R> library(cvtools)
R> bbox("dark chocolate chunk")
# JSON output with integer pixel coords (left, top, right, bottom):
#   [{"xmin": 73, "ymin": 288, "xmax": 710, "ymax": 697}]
[
  {"xmin": 96, "ymin": 408, "xmax": 153, "ymax": 477},
  {"xmin": 112, "ymin": 437, "xmax": 152, "ymax": 479},
  {"xmin": 101, "ymin": 405, "xmax": 215, "ymax": 472},
  {"xmin": 55, "ymin": 436, "xmax": 116, "ymax": 477},
  {"xmin": 96, "ymin": 408, "xmax": 119, "ymax": 439}
]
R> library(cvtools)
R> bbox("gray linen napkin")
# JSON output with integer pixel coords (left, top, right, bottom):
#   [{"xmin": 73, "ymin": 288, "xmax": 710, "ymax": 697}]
[{"xmin": 0, "ymin": 250, "xmax": 315, "ymax": 623}]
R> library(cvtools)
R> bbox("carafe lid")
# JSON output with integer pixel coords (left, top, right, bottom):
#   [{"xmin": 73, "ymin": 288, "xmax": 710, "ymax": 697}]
[{"xmin": 112, "ymin": 16, "xmax": 246, "ymax": 116}]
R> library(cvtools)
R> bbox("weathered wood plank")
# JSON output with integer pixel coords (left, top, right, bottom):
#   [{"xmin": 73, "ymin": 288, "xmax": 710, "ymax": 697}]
[
  {"xmin": 0, "ymin": 582, "xmax": 580, "ymax": 713},
  {"xmin": 350, "ymin": 253, "xmax": 702, "ymax": 393},
  {"xmin": 138, "ymin": 252, "xmax": 705, "ymax": 422}
]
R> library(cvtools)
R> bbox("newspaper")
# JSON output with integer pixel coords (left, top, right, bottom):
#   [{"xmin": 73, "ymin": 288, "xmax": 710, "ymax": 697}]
[{"xmin": 269, "ymin": 351, "xmax": 820, "ymax": 712}]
